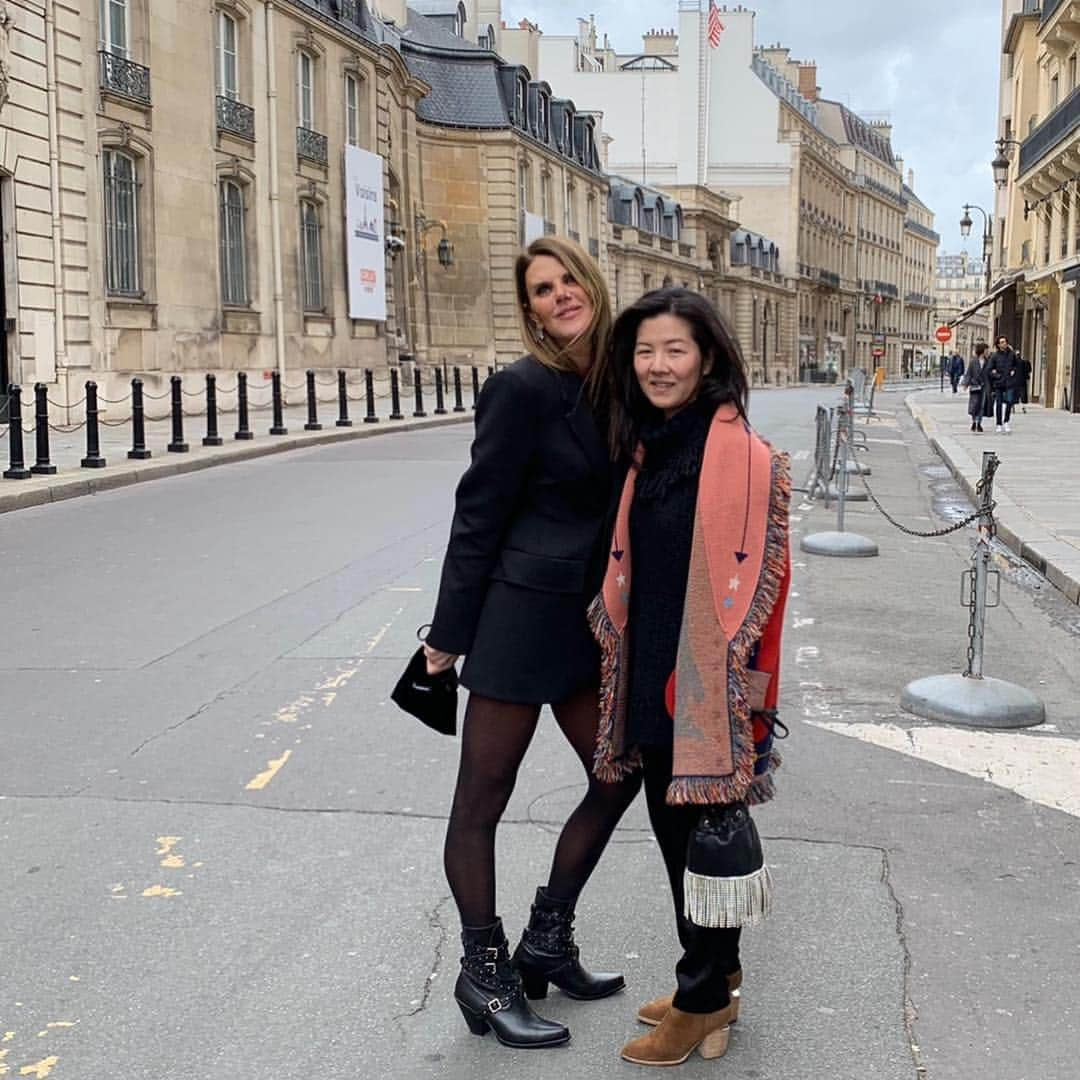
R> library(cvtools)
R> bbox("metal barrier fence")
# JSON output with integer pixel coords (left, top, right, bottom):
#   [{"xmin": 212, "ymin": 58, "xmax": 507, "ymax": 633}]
[{"xmin": 3, "ymin": 365, "xmax": 488, "ymax": 478}]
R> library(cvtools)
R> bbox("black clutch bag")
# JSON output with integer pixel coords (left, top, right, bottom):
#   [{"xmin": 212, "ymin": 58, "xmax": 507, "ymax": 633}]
[{"xmin": 391, "ymin": 646, "xmax": 459, "ymax": 736}]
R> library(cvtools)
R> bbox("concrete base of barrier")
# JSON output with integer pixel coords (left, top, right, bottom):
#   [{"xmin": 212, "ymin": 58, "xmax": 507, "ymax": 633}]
[
  {"xmin": 900, "ymin": 673, "xmax": 1045, "ymax": 729},
  {"xmin": 800, "ymin": 531, "xmax": 879, "ymax": 557},
  {"xmin": 843, "ymin": 459, "xmax": 871, "ymax": 476},
  {"xmin": 824, "ymin": 484, "xmax": 868, "ymax": 502}
]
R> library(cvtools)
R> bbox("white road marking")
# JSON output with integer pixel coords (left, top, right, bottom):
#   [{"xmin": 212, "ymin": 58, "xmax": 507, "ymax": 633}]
[
  {"xmin": 809, "ymin": 721, "xmax": 1080, "ymax": 819},
  {"xmin": 793, "ymin": 449, "xmax": 810, "ymax": 461}
]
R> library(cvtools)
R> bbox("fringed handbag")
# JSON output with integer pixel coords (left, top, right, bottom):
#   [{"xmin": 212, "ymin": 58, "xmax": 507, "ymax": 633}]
[{"xmin": 684, "ymin": 802, "xmax": 773, "ymax": 929}]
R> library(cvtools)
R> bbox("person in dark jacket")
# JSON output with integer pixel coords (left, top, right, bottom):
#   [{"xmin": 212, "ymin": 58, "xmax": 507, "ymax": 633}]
[
  {"xmin": 987, "ymin": 336, "xmax": 1018, "ymax": 432},
  {"xmin": 423, "ymin": 237, "xmax": 641, "ymax": 1050},
  {"xmin": 961, "ymin": 342, "xmax": 992, "ymax": 432},
  {"xmin": 1016, "ymin": 351, "xmax": 1032, "ymax": 412},
  {"xmin": 950, "ymin": 352, "xmax": 967, "ymax": 395}
]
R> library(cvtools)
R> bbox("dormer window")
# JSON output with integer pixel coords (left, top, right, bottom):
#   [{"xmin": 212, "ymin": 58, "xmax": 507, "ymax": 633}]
[
  {"xmin": 479, "ymin": 23, "xmax": 495, "ymax": 49},
  {"xmin": 582, "ymin": 124, "xmax": 593, "ymax": 166},
  {"xmin": 538, "ymin": 94, "xmax": 550, "ymax": 141},
  {"xmin": 563, "ymin": 112, "xmax": 572, "ymax": 154},
  {"xmin": 516, "ymin": 76, "xmax": 527, "ymax": 126}
]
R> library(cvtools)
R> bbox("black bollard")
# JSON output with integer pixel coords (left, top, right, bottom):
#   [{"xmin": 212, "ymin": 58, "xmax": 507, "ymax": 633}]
[
  {"xmin": 452, "ymin": 367, "xmax": 465, "ymax": 412},
  {"xmin": 363, "ymin": 369, "xmax": 379, "ymax": 424},
  {"xmin": 81, "ymin": 380, "xmax": 106, "ymax": 468},
  {"xmin": 305, "ymin": 369, "xmax": 322, "ymax": 431},
  {"xmin": 336, "ymin": 370, "xmax": 352, "ymax": 427},
  {"xmin": 470, "ymin": 366, "xmax": 480, "ymax": 410},
  {"xmin": 3, "ymin": 385, "xmax": 31, "ymax": 478},
  {"xmin": 31, "ymin": 383, "xmax": 56, "ymax": 475},
  {"xmin": 129, "ymin": 378, "xmax": 152, "ymax": 459},
  {"xmin": 235, "ymin": 372, "xmax": 254, "ymax": 440},
  {"xmin": 389, "ymin": 368, "xmax": 403, "ymax": 420},
  {"xmin": 204, "ymin": 374, "xmax": 223, "ymax": 446},
  {"xmin": 270, "ymin": 371, "xmax": 287, "ymax": 434},
  {"xmin": 167, "ymin": 375, "xmax": 189, "ymax": 452},
  {"xmin": 434, "ymin": 369, "xmax": 447, "ymax": 415},
  {"xmin": 413, "ymin": 367, "xmax": 427, "ymax": 418}
]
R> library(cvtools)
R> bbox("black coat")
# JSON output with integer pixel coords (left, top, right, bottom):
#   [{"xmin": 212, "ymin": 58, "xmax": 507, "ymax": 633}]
[
  {"xmin": 961, "ymin": 357, "xmax": 993, "ymax": 418},
  {"xmin": 427, "ymin": 355, "xmax": 613, "ymax": 705},
  {"xmin": 986, "ymin": 349, "xmax": 1015, "ymax": 393}
]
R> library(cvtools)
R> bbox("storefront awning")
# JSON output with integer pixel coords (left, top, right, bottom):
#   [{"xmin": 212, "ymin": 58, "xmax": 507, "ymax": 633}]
[{"xmin": 948, "ymin": 272, "xmax": 1025, "ymax": 327}]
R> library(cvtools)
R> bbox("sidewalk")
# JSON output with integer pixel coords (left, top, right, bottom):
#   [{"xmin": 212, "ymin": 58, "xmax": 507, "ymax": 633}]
[
  {"xmin": 0, "ymin": 394, "xmax": 472, "ymax": 516},
  {"xmin": 908, "ymin": 388, "xmax": 1080, "ymax": 605}
]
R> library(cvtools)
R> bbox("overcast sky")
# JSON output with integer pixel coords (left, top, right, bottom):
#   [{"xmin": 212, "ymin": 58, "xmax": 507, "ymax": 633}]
[{"xmin": 502, "ymin": 0, "xmax": 1002, "ymax": 260}]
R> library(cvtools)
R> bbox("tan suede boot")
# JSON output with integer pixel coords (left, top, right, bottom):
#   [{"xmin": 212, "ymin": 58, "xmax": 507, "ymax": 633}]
[
  {"xmin": 636, "ymin": 969, "xmax": 742, "ymax": 1026},
  {"xmin": 620, "ymin": 1004, "xmax": 733, "ymax": 1066}
]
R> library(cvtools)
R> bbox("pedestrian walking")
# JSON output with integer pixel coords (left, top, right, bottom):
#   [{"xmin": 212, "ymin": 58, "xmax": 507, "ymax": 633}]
[
  {"xmin": 590, "ymin": 288, "xmax": 791, "ymax": 1067},
  {"xmin": 423, "ymin": 236, "xmax": 640, "ymax": 1050},
  {"xmin": 948, "ymin": 351, "xmax": 965, "ymax": 394},
  {"xmin": 961, "ymin": 342, "xmax": 992, "ymax": 433},
  {"xmin": 1015, "ymin": 350, "xmax": 1032, "ymax": 414},
  {"xmin": 988, "ymin": 335, "xmax": 1018, "ymax": 432}
]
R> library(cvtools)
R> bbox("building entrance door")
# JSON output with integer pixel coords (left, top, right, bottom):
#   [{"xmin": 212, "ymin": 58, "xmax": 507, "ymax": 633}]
[{"xmin": 0, "ymin": 190, "xmax": 8, "ymax": 422}]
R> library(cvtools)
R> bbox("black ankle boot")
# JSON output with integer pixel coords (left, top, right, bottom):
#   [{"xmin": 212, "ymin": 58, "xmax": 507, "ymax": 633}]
[
  {"xmin": 512, "ymin": 887, "xmax": 625, "ymax": 1001},
  {"xmin": 454, "ymin": 918, "xmax": 570, "ymax": 1049}
]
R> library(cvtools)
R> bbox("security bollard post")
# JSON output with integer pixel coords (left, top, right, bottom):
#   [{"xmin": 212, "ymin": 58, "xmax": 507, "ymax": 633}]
[
  {"xmin": 235, "ymin": 372, "xmax": 254, "ymax": 440},
  {"xmin": 389, "ymin": 368, "xmax": 404, "ymax": 420},
  {"xmin": 452, "ymin": 367, "xmax": 465, "ymax": 412},
  {"xmin": 413, "ymin": 367, "xmax": 427, "ymax": 418},
  {"xmin": 129, "ymin": 378, "xmax": 152, "ymax": 459},
  {"xmin": 305, "ymin": 369, "xmax": 322, "ymax": 431},
  {"xmin": 363, "ymin": 370, "xmax": 378, "ymax": 424},
  {"xmin": 3, "ymin": 385, "xmax": 31, "ymax": 478},
  {"xmin": 81, "ymin": 381, "xmax": 107, "ymax": 468},
  {"xmin": 471, "ymin": 366, "xmax": 480, "ymax": 410},
  {"xmin": 270, "ymin": 371, "xmax": 288, "ymax": 435},
  {"xmin": 167, "ymin": 375, "xmax": 189, "ymax": 452},
  {"xmin": 434, "ymin": 369, "xmax": 447, "ymax": 415},
  {"xmin": 204, "ymin": 374, "xmax": 223, "ymax": 446},
  {"xmin": 31, "ymin": 383, "xmax": 57, "ymax": 475},
  {"xmin": 336, "ymin": 370, "xmax": 352, "ymax": 427}
]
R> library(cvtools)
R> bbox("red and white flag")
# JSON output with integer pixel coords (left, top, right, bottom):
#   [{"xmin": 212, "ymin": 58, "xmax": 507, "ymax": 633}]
[{"xmin": 707, "ymin": 0, "xmax": 724, "ymax": 48}]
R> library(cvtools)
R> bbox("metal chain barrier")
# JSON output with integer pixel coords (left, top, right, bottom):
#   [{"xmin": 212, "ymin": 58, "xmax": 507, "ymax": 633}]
[{"xmin": 855, "ymin": 470, "xmax": 996, "ymax": 539}]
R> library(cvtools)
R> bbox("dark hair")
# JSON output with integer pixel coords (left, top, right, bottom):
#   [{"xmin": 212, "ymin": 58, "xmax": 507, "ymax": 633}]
[
  {"xmin": 608, "ymin": 287, "xmax": 749, "ymax": 458},
  {"xmin": 975, "ymin": 342, "xmax": 988, "ymax": 356}
]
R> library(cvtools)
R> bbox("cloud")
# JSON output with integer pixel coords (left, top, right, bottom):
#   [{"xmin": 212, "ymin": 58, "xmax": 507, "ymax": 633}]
[{"xmin": 502, "ymin": 0, "xmax": 1001, "ymax": 259}]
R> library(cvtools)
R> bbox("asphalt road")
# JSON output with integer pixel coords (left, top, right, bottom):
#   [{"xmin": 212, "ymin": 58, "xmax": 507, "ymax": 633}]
[{"xmin": 1, "ymin": 385, "xmax": 1076, "ymax": 1080}]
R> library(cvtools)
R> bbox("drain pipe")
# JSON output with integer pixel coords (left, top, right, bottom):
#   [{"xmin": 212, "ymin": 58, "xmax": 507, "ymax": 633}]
[
  {"xmin": 265, "ymin": 1, "xmax": 286, "ymax": 382},
  {"xmin": 44, "ymin": 0, "xmax": 69, "ymax": 407}
]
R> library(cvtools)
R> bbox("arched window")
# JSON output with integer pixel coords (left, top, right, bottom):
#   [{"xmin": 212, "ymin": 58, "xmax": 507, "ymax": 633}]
[
  {"xmin": 219, "ymin": 180, "xmax": 248, "ymax": 306},
  {"xmin": 218, "ymin": 11, "xmax": 238, "ymax": 100},
  {"xmin": 300, "ymin": 199, "xmax": 324, "ymax": 311},
  {"xmin": 103, "ymin": 149, "xmax": 140, "ymax": 295},
  {"xmin": 515, "ymin": 77, "xmax": 527, "ymax": 126}
]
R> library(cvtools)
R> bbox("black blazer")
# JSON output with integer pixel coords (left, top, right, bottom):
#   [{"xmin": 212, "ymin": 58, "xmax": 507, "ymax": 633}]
[{"xmin": 428, "ymin": 355, "xmax": 613, "ymax": 705}]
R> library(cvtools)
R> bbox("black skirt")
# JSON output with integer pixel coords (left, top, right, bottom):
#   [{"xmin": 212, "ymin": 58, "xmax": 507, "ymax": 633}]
[{"xmin": 459, "ymin": 581, "xmax": 599, "ymax": 705}]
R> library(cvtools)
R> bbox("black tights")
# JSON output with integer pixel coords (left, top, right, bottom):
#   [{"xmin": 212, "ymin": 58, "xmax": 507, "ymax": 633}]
[{"xmin": 444, "ymin": 686, "xmax": 643, "ymax": 928}]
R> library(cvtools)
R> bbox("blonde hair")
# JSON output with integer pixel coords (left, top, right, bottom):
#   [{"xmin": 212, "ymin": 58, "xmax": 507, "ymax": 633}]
[{"xmin": 514, "ymin": 236, "xmax": 613, "ymax": 407}]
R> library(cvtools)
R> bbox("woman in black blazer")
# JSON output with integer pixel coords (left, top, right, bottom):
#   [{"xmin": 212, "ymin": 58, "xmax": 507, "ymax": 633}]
[{"xmin": 424, "ymin": 237, "xmax": 642, "ymax": 1049}]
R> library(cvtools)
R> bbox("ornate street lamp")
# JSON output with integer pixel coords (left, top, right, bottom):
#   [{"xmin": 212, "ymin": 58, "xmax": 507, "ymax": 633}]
[
  {"xmin": 960, "ymin": 203, "xmax": 992, "ymax": 296},
  {"xmin": 992, "ymin": 137, "xmax": 1022, "ymax": 190}
]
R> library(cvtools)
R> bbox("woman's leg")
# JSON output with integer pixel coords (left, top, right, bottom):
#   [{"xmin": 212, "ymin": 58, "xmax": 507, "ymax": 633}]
[
  {"xmin": 544, "ymin": 684, "xmax": 644, "ymax": 901},
  {"xmin": 444, "ymin": 693, "xmax": 540, "ymax": 927},
  {"xmin": 641, "ymin": 745, "xmax": 739, "ymax": 1015}
]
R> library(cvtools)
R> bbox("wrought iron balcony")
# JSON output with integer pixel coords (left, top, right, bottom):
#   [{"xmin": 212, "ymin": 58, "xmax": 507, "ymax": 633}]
[
  {"xmin": 817, "ymin": 268, "xmax": 841, "ymax": 289},
  {"xmin": 217, "ymin": 96, "xmax": 255, "ymax": 141},
  {"xmin": 904, "ymin": 291, "xmax": 933, "ymax": 307},
  {"xmin": 99, "ymin": 50, "xmax": 151, "ymax": 105},
  {"xmin": 1019, "ymin": 85, "xmax": 1080, "ymax": 175},
  {"xmin": 297, "ymin": 125, "xmax": 328, "ymax": 166},
  {"xmin": 904, "ymin": 219, "xmax": 941, "ymax": 244}
]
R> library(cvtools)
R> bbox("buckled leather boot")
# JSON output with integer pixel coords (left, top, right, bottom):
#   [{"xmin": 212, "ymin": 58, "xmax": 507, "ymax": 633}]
[
  {"xmin": 454, "ymin": 919, "xmax": 570, "ymax": 1049},
  {"xmin": 512, "ymin": 887, "xmax": 625, "ymax": 1001},
  {"xmin": 636, "ymin": 969, "xmax": 743, "ymax": 1026}
]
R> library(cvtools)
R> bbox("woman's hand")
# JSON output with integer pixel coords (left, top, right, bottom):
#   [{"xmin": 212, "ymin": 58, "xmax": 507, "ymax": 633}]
[{"xmin": 423, "ymin": 643, "xmax": 459, "ymax": 675}]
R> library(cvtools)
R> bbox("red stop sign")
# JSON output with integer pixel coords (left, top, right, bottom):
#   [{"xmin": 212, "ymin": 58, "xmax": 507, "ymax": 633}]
[{"xmin": 935, "ymin": 325, "xmax": 953, "ymax": 343}]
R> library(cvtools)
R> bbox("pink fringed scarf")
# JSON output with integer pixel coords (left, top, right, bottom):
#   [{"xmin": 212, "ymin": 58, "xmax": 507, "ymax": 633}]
[{"xmin": 588, "ymin": 403, "xmax": 791, "ymax": 805}]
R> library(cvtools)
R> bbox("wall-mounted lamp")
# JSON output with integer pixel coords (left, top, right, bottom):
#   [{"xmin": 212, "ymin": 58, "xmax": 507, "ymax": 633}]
[
  {"xmin": 415, "ymin": 210, "xmax": 455, "ymax": 271},
  {"xmin": 992, "ymin": 137, "xmax": 1022, "ymax": 189}
]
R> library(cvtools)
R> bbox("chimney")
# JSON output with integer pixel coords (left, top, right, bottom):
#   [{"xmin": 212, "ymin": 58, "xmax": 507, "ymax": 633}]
[{"xmin": 797, "ymin": 63, "xmax": 819, "ymax": 103}]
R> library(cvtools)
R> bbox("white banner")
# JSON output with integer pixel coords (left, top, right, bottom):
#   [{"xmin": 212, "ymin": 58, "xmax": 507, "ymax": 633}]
[
  {"xmin": 345, "ymin": 145, "xmax": 387, "ymax": 321},
  {"xmin": 523, "ymin": 211, "xmax": 546, "ymax": 246}
]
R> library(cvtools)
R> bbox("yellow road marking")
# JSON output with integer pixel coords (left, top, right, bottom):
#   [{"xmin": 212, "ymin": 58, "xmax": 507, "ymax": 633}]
[
  {"xmin": 245, "ymin": 750, "xmax": 292, "ymax": 791},
  {"xmin": 142, "ymin": 885, "xmax": 182, "ymax": 899},
  {"xmin": 155, "ymin": 837, "xmax": 185, "ymax": 868},
  {"xmin": 19, "ymin": 1057, "xmax": 58, "ymax": 1078}
]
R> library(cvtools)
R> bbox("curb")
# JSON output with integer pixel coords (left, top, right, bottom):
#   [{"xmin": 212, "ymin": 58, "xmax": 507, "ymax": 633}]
[
  {"xmin": 906, "ymin": 394, "xmax": 1080, "ymax": 606},
  {"xmin": 0, "ymin": 413, "xmax": 473, "ymax": 516}
]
